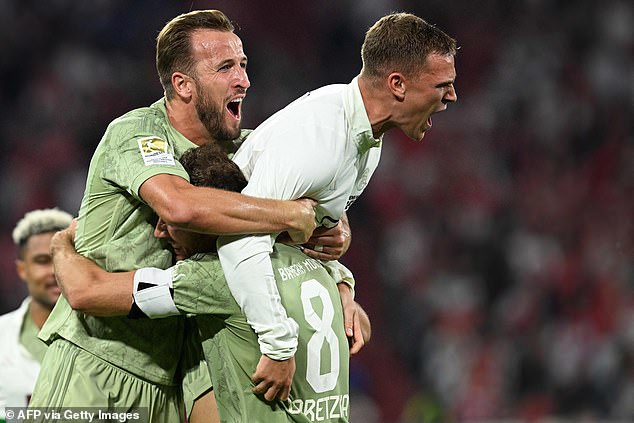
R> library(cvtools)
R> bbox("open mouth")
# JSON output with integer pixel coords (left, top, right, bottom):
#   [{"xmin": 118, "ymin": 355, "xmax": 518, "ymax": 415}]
[{"xmin": 227, "ymin": 98, "xmax": 242, "ymax": 120}]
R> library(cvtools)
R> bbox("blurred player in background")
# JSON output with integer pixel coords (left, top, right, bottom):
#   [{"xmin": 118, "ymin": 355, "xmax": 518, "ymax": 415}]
[{"xmin": 0, "ymin": 208, "xmax": 73, "ymax": 422}]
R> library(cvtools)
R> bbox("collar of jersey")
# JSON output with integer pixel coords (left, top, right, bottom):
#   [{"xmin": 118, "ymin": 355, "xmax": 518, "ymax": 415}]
[{"xmin": 344, "ymin": 77, "xmax": 382, "ymax": 155}]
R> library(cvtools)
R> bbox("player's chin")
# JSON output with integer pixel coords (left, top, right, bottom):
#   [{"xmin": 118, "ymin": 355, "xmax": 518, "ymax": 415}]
[
  {"xmin": 409, "ymin": 129, "xmax": 427, "ymax": 142},
  {"xmin": 223, "ymin": 120, "xmax": 242, "ymax": 139}
]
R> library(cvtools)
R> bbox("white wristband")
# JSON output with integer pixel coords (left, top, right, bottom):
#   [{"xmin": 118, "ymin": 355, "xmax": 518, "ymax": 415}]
[{"xmin": 133, "ymin": 267, "xmax": 179, "ymax": 318}]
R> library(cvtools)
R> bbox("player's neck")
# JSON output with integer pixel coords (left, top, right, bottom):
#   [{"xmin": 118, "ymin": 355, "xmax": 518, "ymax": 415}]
[
  {"xmin": 166, "ymin": 99, "xmax": 209, "ymax": 147},
  {"xmin": 29, "ymin": 300, "xmax": 52, "ymax": 330},
  {"xmin": 357, "ymin": 76, "xmax": 394, "ymax": 139}
]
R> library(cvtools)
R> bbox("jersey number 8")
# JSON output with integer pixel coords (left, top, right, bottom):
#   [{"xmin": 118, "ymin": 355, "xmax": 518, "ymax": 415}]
[{"xmin": 300, "ymin": 279, "xmax": 340, "ymax": 393}]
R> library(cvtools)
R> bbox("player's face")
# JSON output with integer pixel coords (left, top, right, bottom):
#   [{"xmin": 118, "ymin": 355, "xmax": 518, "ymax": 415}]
[
  {"xmin": 400, "ymin": 53, "xmax": 457, "ymax": 142},
  {"xmin": 153, "ymin": 218, "xmax": 215, "ymax": 261},
  {"xmin": 190, "ymin": 29, "xmax": 250, "ymax": 143},
  {"xmin": 15, "ymin": 232, "xmax": 60, "ymax": 309}
]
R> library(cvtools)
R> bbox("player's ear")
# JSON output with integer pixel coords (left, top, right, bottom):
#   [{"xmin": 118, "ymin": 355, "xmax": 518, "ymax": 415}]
[
  {"xmin": 172, "ymin": 72, "xmax": 194, "ymax": 100},
  {"xmin": 387, "ymin": 72, "xmax": 406, "ymax": 101},
  {"xmin": 16, "ymin": 258, "xmax": 27, "ymax": 282}
]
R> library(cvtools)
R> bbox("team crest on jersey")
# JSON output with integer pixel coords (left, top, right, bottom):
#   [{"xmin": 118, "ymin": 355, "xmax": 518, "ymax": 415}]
[
  {"xmin": 137, "ymin": 136, "xmax": 175, "ymax": 166},
  {"xmin": 356, "ymin": 169, "xmax": 370, "ymax": 191}
]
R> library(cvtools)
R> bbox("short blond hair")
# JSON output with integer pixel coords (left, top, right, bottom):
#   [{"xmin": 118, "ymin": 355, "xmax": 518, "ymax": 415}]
[{"xmin": 12, "ymin": 208, "xmax": 73, "ymax": 249}]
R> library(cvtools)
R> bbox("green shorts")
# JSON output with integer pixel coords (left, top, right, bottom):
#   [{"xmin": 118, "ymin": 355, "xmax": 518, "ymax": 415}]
[
  {"xmin": 29, "ymin": 339, "xmax": 184, "ymax": 423},
  {"xmin": 181, "ymin": 318, "xmax": 213, "ymax": 418}
]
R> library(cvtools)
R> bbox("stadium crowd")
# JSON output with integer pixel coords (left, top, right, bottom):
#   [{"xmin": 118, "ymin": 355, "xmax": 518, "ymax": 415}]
[{"xmin": 0, "ymin": 0, "xmax": 631, "ymax": 421}]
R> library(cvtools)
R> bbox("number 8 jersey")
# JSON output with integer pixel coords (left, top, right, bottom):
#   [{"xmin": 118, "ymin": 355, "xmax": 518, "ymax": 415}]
[{"xmin": 170, "ymin": 243, "xmax": 350, "ymax": 423}]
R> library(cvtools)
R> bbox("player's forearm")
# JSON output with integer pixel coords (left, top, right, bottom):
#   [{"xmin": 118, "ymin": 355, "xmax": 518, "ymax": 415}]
[
  {"xmin": 141, "ymin": 175, "xmax": 315, "ymax": 241},
  {"xmin": 217, "ymin": 234, "xmax": 299, "ymax": 360},
  {"xmin": 52, "ymin": 238, "xmax": 133, "ymax": 316},
  {"xmin": 58, "ymin": 260, "xmax": 133, "ymax": 316},
  {"xmin": 356, "ymin": 301, "xmax": 372, "ymax": 343},
  {"xmin": 180, "ymin": 190, "xmax": 314, "ymax": 238},
  {"xmin": 67, "ymin": 273, "xmax": 133, "ymax": 317}
]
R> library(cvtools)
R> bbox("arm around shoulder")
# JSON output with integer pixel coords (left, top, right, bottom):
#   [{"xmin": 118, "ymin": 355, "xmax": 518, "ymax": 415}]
[
  {"xmin": 51, "ymin": 227, "xmax": 134, "ymax": 316},
  {"xmin": 139, "ymin": 173, "xmax": 316, "ymax": 241}
]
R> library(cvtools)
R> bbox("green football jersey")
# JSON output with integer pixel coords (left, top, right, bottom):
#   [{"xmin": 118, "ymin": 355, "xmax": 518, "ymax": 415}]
[
  {"xmin": 172, "ymin": 244, "xmax": 350, "ymax": 422},
  {"xmin": 39, "ymin": 99, "xmax": 196, "ymax": 385},
  {"xmin": 19, "ymin": 306, "xmax": 47, "ymax": 363}
]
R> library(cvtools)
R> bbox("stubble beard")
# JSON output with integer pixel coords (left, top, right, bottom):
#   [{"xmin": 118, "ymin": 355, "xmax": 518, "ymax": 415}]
[{"xmin": 195, "ymin": 85, "xmax": 240, "ymax": 146}]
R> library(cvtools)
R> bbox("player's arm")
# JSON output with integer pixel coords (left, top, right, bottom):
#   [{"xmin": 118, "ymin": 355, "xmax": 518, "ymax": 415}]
[
  {"xmin": 140, "ymin": 174, "xmax": 316, "ymax": 243},
  {"xmin": 356, "ymin": 301, "xmax": 372, "ymax": 345},
  {"xmin": 53, "ymin": 222, "xmax": 227, "ymax": 320},
  {"xmin": 103, "ymin": 130, "xmax": 315, "ymax": 244},
  {"xmin": 331, "ymin": 262, "xmax": 370, "ymax": 354},
  {"xmin": 50, "ymin": 222, "xmax": 134, "ymax": 316},
  {"xmin": 51, "ymin": 221, "xmax": 179, "ymax": 319},
  {"xmin": 338, "ymin": 283, "xmax": 372, "ymax": 355}
]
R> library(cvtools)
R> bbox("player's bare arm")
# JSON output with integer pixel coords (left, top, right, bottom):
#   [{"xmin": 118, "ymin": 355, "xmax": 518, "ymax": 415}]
[
  {"xmin": 337, "ymin": 282, "xmax": 371, "ymax": 354},
  {"xmin": 356, "ymin": 301, "xmax": 371, "ymax": 345},
  {"xmin": 51, "ymin": 222, "xmax": 134, "ymax": 316},
  {"xmin": 140, "ymin": 173, "xmax": 316, "ymax": 243}
]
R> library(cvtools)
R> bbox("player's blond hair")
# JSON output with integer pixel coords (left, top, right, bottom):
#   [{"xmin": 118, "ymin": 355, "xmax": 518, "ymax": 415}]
[{"xmin": 12, "ymin": 208, "xmax": 73, "ymax": 250}]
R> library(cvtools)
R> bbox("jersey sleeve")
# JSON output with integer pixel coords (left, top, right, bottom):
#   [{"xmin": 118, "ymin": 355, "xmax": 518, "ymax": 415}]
[
  {"xmin": 133, "ymin": 255, "xmax": 241, "ymax": 319},
  {"xmin": 321, "ymin": 260, "xmax": 356, "ymax": 299},
  {"xmin": 171, "ymin": 255, "xmax": 237, "ymax": 316},
  {"xmin": 100, "ymin": 117, "xmax": 190, "ymax": 202},
  {"xmin": 218, "ymin": 233, "xmax": 299, "ymax": 360}
]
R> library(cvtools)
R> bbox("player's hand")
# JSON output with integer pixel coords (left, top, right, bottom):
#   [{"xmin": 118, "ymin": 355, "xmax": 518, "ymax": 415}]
[
  {"xmin": 355, "ymin": 301, "xmax": 372, "ymax": 348},
  {"xmin": 50, "ymin": 219, "xmax": 77, "ymax": 255},
  {"xmin": 252, "ymin": 355, "xmax": 296, "ymax": 401},
  {"xmin": 286, "ymin": 198, "xmax": 317, "ymax": 244},
  {"xmin": 337, "ymin": 283, "xmax": 365, "ymax": 354},
  {"xmin": 301, "ymin": 217, "xmax": 352, "ymax": 261}
]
